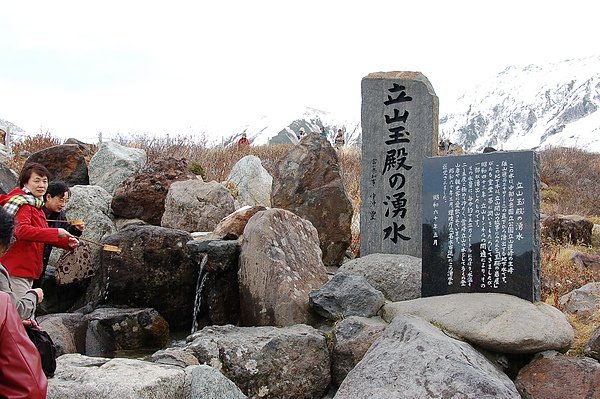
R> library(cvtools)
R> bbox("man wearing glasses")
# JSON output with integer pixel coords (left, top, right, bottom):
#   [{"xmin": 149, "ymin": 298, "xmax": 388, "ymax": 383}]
[{"xmin": 40, "ymin": 181, "xmax": 84, "ymax": 277}]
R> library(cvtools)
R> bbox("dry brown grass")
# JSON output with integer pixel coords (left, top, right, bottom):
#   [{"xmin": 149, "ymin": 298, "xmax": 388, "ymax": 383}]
[
  {"xmin": 540, "ymin": 146, "xmax": 600, "ymax": 217},
  {"xmin": 7, "ymin": 131, "xmax": 61, "ymax": 171}
]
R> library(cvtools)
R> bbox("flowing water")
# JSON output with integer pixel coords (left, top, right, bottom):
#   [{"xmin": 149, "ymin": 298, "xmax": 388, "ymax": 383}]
[{"xmin": 190, "ymin": 253, "xmax": 209, "ymax": 334}]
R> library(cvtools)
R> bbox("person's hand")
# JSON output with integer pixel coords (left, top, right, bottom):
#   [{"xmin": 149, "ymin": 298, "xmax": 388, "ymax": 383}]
[
  {"xmin": 32, "ymin": 288, "xmax": 44, "ymax": 303},
  {"xmin": 68, "ymin": 237, "xmax": 79, "ymax": 249},
  {"xmin": 22, "ymin": 319, "xmax": 33, "ymax": 327},
  {"xmin": 57, "ymin": 228, "xmax": 73, "ymax": 238}
]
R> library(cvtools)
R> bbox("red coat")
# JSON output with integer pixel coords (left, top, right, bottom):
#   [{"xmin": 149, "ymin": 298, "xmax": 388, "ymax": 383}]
[
  {"xmin": 0, "ymin": 187, "xmax": 72, "ymax": 279},
  {"xmin": 0, "ymin": 291, "xmax": 48, "ymax": 398}
]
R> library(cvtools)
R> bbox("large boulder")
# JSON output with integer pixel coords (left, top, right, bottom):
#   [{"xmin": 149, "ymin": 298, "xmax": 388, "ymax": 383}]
[
  {"xmin": 338, "ymin": 253, "xmax": 421, "ymax": 301},
  {"xmin": 111, "ymin": 157, "xmax": 197, "ymax": 225},
  {"xmin": 381, "ymin": 293, "xmax": 574, "ymax": 354},
  {"xmin": 38, "ymin": 313, "xmax": 86, "ymax": 356},
  {"xmin": 89, "ymin": 141, "xmax": 147, "ymax": 194},
  {"xmin": 571, "ymin": 251, "xmax": 600, "ymax": 280},
  {"xmin": 309, "ymin": 273, "xmax": 385, "ymax": 320},
  {"xmin": 226, "ymin": 155, "xmax": 272, "ymax": 208},
  {"xmin": 186, "ymin": 324, "xmax": 330, "ymax": 399},
  {"xmin": 559, "ymin": 282, "xmax": 600, "ymax": 320},
  {"xmin": 271, "ymin": 134, "xmax": 352, "ymax": 267},
  {"xmin": 0, "ymin": 163, "xmax": 17, "ymax": 194},
  {"xmin": 86, "ymin": 224, "xmax": 195, "ymax": 330},
  {"xmin": 330, "ymin": 316, "xmax": 387, "ymax": 386},
  {"xmin": 584, "ymin": 325, "xmax": 600, "ymax": 361},
  {"xmin": 48, "ymin": 354, "xmax": 247, "ymax": 398},
  {"xmin": 84, "ymin": 307, "xmax": 169, "ymax": 357},
  {"xmin": 238, "ymin": 208, "xmax": 328, "ymax": 326},
  {"xmin": 66, "ymin": 185, "xmax": 116, "ymax": 242},
  {"xmin": 64, "ymin": 138, "xmax": 96, "ymax": 158},
  {"xmin": 26, "ymin": 144, "xmax": 89, "ymax": 186},
  {"xmin": 334, "ymin": 315, "xmax": 520, "ymax": 399},
  {"xmin": 542, "ymin": 214, "xmax": 593, "ymax": 245},
  {"xmin": 39, "ymin": 308, "xmax": 168, "ymax": 358},
  {"xmin": 161, "ymin": 180, "xmax": 235, "ymax": 232},
  {"xmin": 514, "ymin": 351, "xmax": 600, "ymax": 399},
  {"xmin": 209, "ymin": 205, "xmax": 267, "ymax": 240}
]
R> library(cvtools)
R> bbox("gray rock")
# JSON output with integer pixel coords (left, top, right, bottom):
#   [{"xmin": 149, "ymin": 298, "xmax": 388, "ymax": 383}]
[
  {"xmin": 63, "ymin": 184, "xmax": 117, "ymax": 263},
  {"xmin": 334, "ymin": 315, "xmax": 520, "ymax": 399},
  {"xmin": 338, "ymin": 253, "xmax": 421, "ymax": 301},
  {"xmin": 584, "ymin": 325, "xmax": 600, "ymax": 360},
  {"xmin": 239, "ymin": 208, "xmax": 328, "ymax": 327},
  {"xmin": 330, "ymin": 316, "xmax": 387, "ymax": 386},
  {"xmin": 89, "ymin": 141, "xmax": 147, "ymax": 194},
  {"xmin": 0, "ymin": 162, "xmax": 17, "ymax": 194},
  {"xmin": 382, "ymin": 293, "xmax": 574, "ymax": 354},
  {"xmin": 38, "ymin": 313, "xmax": 86, "ymax": 356},
  {"xmin": 186, "ymin": 324, "xmax": 330, "ymax": 399},
  {"xmin": 559, "ymin": 282, "xmax": 600, "ymax": 319},
  {"xmin": 151, "ymin": 347, "xmax": 200, "ymax": 368},
  {"xmin": 84, "ymin": 307, "xmax": 169, "ymax": 357},
  {"xmin": 162, "ymin": 179, "xmax": 235, "ymax": 232},
  {"xmin": 47, "ymin": 354, "xmax": 199, "ymax": 399},
  {"xmin": 309, "ymin": 273, "xmax": 384, "ymax": 320},
  {"xmin": 226, "ymin": 155, "xmax": 272, "ymax": 208},
  {"xmin": 186, "ymin": 365, "xmax": 247, "ymax": 399},
  {"xmin": 271, "ymin": 134, "xmax": 352, "ymax": 267}
]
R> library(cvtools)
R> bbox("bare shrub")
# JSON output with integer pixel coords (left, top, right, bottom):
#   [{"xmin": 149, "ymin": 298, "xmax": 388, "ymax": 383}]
[{"xmin": 539, "ymin": 146, "xmax": 600, "ymax": 217}]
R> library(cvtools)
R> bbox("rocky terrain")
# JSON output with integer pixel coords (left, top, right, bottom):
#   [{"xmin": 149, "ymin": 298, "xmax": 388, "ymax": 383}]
[{"xmin": 0, "ymin": 135, "xmax": 597, "ymax": 398}]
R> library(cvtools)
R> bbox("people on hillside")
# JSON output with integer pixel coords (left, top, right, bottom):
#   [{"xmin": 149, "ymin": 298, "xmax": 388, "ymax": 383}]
[
  {"xmin": 39, "ymin": 180, "xmax": 84, "ymax": 281},
  {"xmin": 334, "ymin": 129, "xmax": 345, "ymax": 148},
  {"xmin": 320, "ymin": 127, "xmax": 327, "ymax": 138},
  {"xmin": 0, "ymin": 163, "xmax": 78, "ymax": 299},
  {"xmin": 0, "ymin": 207, "xmax": 42, "ymax": 320},
  {"xmin": 299, "ymin": 127, "xmax": 306, "ymax": 139},
  {"xmin": 0, "ymin": 290, "xmax": 48, "ymax": 398},
  {"xmin": 237, "ymin": 133, "xmax": 250, "ymax": 148}
]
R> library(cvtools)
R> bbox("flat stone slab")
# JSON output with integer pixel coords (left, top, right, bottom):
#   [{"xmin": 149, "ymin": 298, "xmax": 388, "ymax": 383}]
[{"xmin": 381, "ymin": 293, "xmax": 573, "ymax": 354}]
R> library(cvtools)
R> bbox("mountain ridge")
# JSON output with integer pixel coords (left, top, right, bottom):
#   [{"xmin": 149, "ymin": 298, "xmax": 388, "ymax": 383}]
[{"xmin": 440, "ymin": 55, "xmax": 600, "ymax": 152}]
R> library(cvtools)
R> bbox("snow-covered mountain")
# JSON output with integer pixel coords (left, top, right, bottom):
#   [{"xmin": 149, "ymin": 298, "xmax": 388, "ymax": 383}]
[
  {"xmin": 216, "ymin": 107, "xmax": 361, "ymax": 148},
  {"xmin": 441, "ymin": 55, "xmax": 600, "ymax": 152},
  {"xmin": 0, "ymin": 118, "xmax": 24, "ymax": 135}
]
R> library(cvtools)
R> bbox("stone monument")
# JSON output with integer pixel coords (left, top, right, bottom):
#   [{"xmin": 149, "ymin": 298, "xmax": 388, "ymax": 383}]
[
  {"xmin": 360, "ymin": 72, "xmax": 439, "ymax": 257},
  {"xmin": 421, "ymin": 150, "xmax": 541, "ymax": 301}
]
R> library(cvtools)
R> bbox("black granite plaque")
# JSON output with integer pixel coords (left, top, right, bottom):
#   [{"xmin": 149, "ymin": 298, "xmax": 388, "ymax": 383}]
[{"xmin": 421, "ymin": 150, "xmax": 540, "ymax": 302}]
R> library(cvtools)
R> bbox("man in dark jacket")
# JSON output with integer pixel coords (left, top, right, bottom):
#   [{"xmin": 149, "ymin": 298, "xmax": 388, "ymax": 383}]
[{"xmin": 41, "ymin": 181, "xmax": 84, "ymax": 276}]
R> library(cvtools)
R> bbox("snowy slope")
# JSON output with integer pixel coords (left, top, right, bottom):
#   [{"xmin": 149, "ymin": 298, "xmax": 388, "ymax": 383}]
[
  {"xmin": 217, "ymin": 106, "xmax": 361, "ymax": 148},
  {"xmin": 441, "ymin": 55, "xmax": 600, "ymax": 152}
]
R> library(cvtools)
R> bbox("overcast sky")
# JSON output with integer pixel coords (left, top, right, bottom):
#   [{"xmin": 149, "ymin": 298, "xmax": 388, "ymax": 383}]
[{"xmin": 0, "ymin": 0, "xmax": 597, "ymax": 143}]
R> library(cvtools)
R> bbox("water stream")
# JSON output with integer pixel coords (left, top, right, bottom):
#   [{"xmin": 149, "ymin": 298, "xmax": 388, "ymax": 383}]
[{"xmin": 190, "ymin": 253, "xmax": 209, "ymax": 334}]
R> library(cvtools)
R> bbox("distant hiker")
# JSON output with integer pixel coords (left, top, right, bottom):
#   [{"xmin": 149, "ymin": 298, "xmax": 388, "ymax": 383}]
[
  {"xmin": 320, "ymin": 127, "xmax": 327, "ymax": 137},
  {"xmin": 299, "ymin": 127, "xmax": 306, "ymax": 139},
  {"xmin": 334, "ymin": 129, "xmax": 345, "ymax": 148},
  {"xmin": 237, "ymin": 133, "xmax": 250, "ymax": 148},
  {"xmin": 438, "ymin": 139, "xmax": 445, "ymax": 153}
]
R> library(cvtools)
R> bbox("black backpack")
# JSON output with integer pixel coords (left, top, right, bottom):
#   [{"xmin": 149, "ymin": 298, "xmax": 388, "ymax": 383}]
[{"xmin": 26, "ymin": 325, "xmax": 57, "ymax": 378}]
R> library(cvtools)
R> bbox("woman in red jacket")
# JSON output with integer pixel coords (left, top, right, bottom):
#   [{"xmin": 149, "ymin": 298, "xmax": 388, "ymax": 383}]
[
  {"xmin": 0, "ymin": 290, "xmax": 48, "ymax": 398},
  {"xmin": 0, "ymin": 163, "xmax": 78, "ymax": 299}
]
